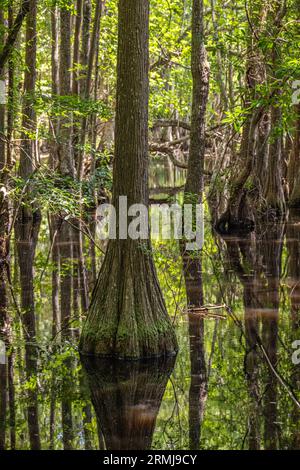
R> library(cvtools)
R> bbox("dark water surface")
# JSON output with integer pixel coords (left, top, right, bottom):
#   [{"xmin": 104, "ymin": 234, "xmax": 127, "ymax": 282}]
[{"xmin": 1, "ymin": 169, "xmax": 300, "ymax": 450}]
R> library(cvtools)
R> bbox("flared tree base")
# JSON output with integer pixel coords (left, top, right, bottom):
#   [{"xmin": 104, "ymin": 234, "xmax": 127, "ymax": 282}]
[{"xmin": 79, "ymin": 239, "xmax": 178, "ymax": 359}]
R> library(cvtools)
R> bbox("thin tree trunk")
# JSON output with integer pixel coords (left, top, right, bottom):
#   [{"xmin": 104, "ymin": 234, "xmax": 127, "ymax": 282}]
[
  {"xmin": 19, "ymin": 0, "xmax": 37, "ymax": 182},
  {"xmin": 72, "ymin": 0, "xmax": 83, "ymax": 97},
  {"xmin": 184, "ymin": 0, "xmax": 209, "ymax": 203},
  {"xmin": 77, "ymin": 0, "xmax": 104, "ymax": 178},
  {"xmin": 7, "ymin": 0, "xmax": 15, "ymax": 169}
]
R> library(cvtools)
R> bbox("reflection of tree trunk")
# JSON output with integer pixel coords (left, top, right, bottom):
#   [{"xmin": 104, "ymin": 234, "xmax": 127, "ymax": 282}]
[
  {"xmin": 49, "ymin": 215, "xmax": 59, "ymax": 449},
  {"xmin": 79, "ymin": 370, "xmax": 93, "ymax": 450},
  {"xmin": 57, "ymin": 219, "xmax": 74, "ymax": 449},
  {"xmin": 58, "ymin": 220, "xmax": 73, "ymax": 338},
  {"xmin": 181, "ymin": 0, "xmax": 209, "ymax": 446},
  {"xmin": 80, "ymin": 0, "xmax": 177, "ymax": 359},
  {"xmin": 260, "ymin": 221, "xmax": 284, "ymax": 450},
  {"xmin": 182, "ymin": 251, "xmax": 207, "ymax": 450},
  {"xmin": 244, "ymin": 283, "xmax": 261, "ymax": 450},
  {"xmin": 81, "ymin": 357, "xmax": 175, "ymax": 450},
  {"xmin": 215, "ymin": 2, "xmax": 269, "ymax": 233},
  {"xmin": 0, "ymin": 363, "xmax": 6, "ymax": 449},
  {"xmin": 0, "ymin": 5, "xmax": 9, "ymax": 451},
  {"xmin": 49, "ymin": 216, "xmax": 60, "ymax": 338},
  {"xmin": 264, "ymin": 1, "xmax": 286, "ymax": 213},
  {"xmin": 224, "ymin": 219, "xmax": 283, "ymax": 450},
  {"xmin": 15, "ymin": 216, "xmax": 41, "ymax": 450},
  {"xmin": 225, "ymin": 236, "xmax": 261, "ymax": 449},
  {"xmin": 188, "ymin": 315, "xmax": 207, "ymax": 450},
  {"xmin": 8, "ymin": 352, "xmax": 16, "ymax": 449},
  {"xmin": 287, "ymin": 209, "xmax": 300, "ymax": 448}
]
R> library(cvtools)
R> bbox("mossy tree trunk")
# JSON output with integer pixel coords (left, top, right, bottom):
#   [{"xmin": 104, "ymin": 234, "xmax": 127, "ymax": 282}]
[
  {"xmin": 80, "ymin": 0, "xmax": 177, "ymax": 359},
  {"xmin": 184, "ymin": 252, "xmax": 208, "ymax": 450},
  {"xmin": 184, "ymin": 0, "xmax": 209, "ymax": 204},
  {"xmin": 215, "ymin": 0, "xmax": 268, "ymax": 233},
  {"xmin": 260, "ymin": 221, "xmax": 284, "ymax": 449},
  {"xmin": 288, "ymin": 1, "xmax": 300, "ymax": 208}
]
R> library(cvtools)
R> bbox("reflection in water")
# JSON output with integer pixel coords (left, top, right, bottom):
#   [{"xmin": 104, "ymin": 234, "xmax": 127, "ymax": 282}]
[
  {"xmin": 2, "ymin": 178, "xmax": 300, "ymax": 449},
  {"xmin": 224, "ymin": 218, "xmax": 285, "ymax": 450},
  {"xmin": 287, "ymin": 210, "xmax": 300, "ymax": 448},
  {"xmin": 260, "ymin": 221, "xmax": 284, "ymax": 450},
  {"xmin": 182, "ymin": 249, "xmax": 207, "ymax": 450},
  {"xmin": 81, "ymin": 357, "xmax": 176, "ymax": 450},
  {"xmin": 225, "ymin": 232, "xmax": 261, "ymax": 449}
]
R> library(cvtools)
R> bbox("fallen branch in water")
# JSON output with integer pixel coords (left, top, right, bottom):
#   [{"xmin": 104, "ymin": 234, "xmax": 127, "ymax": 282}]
[{"xmin": 186, "ymin": 304, "xmax": 227, "ymax": 320}]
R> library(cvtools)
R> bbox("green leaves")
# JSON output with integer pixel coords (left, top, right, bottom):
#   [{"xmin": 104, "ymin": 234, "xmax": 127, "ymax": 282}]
[{"xmin": 10, "ymin": 164, "xmax": 112, "ymax": 217}]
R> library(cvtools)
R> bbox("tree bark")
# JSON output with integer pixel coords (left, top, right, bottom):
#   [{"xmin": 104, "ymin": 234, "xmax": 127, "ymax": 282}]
[
  {"xmin": 19, "ymin": 0, "xmax": 37, "ymax": 181},
  {"xmin": 58, "ymin": 5, "xmax": 74, "ymax": 177},
  {"xmin": 185, "ymin": 0, "xmax": 209, "ymax": 203},
  {"xmin": 80, "ymin": 0, "xmax": 177, "ymax": 359},
  {"xmin": 264, "ymin": 0, "xmax": 286, "ymax": 213}
]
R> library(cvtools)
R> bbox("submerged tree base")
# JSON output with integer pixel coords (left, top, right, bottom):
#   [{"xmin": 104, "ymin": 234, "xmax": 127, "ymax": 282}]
[{"xmin": 79, "ymin": 240, "xmax": 178, "ymax": 360}]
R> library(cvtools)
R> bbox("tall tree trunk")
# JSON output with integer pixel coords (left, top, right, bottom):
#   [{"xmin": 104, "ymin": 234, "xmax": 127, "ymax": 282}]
[
  {"xmin": 260, "ymin": 220, "xmax": 284, "ymax": 449},
  {"xmin": 72, "ymin": 0, "xmax": 83, "ymax": 97},
  {"xmin": 58, "ymin": 4, "xmax": 74, "ymax": 177},
  {"xmin": 0, "ymin": 6, "xmax": 5, "ymax": 173},
  {"xmin": 50, "ymin": 5, "xmax": 60, "ymax": 340},
  {"xmin": 58, "ymin": 4, "xmax": 75, "ymax": 448},
  {"xmin": 19, "ymin": 0, "xmax": 37, "ymax": 182},
  {"xmin": 183, "ymin": 252, "xmax": 207, "ymax": 450},
  {"xmin": 215, "ymin": 1, "xmax": 268, "ymax": 233},
  {"xmin": 80, "ymin": 0, "xmax": 177, "ymax": 359},
  {"xmin": 263, "ymin": 1, "xmax": 286, "ymax": 212},
  {"xmin": 0, "ymin": 6, "xmax": 8, "ymax": 438},
  {"xmin": 16, "ymin": 0, "xmax": 41, "ymax": 450},
  {"xmin": 182, "ymin": 3, "xmax": 209, "ymax": 448},
  {"xmin": 7, "ymin": 0, "xmax": 15, "ymax": 169},
  {"xmin": 288, "ymin": 0, "xmax": 300, "ymax": 207},
  {"xmin": 77, "ymin": 0, "xmax": 104, "ymax": 178}
]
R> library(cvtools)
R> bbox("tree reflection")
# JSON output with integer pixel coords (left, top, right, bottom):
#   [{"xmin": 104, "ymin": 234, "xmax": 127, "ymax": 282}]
[
  {"xmin": 15, "ymin": 217, "xmax": 41, "ymax": 450},
  {"xmin": 182, "ymin": 250, "xmax": 207, "ymax": 450},
  {"xmin": 81, "ymin": 357, "xmax": 175, "ymax": 450},
  {"xmin": 224, "ymin": 216, "xmax": 285, "ymax": 450}
]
